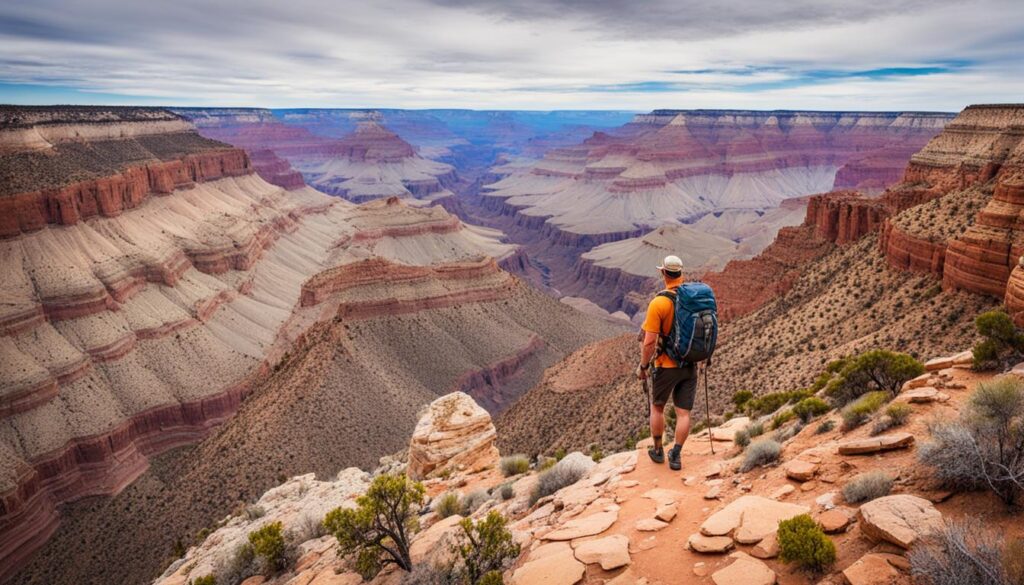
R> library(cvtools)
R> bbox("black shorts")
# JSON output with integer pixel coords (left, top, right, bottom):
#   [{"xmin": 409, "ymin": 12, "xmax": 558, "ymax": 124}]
[{"xmin": 651, "ymin": 365, "xmax": 697, "ymax": 410}]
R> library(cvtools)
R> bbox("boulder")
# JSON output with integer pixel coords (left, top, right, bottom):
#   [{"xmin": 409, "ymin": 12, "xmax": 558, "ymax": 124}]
[
  {"xmin": 510, "ymin": 542, "xmax": 585, "ymax": 585},
  {"xmin": 902, "ymin": 373, "xmax": 933, "ymax": 391},
  {"xmin": 688, "ymin": 533, "xmax": 735, "ymax": 554},
  {"xmin": 543, "ymin": 510, "xmax": 618, "ymax": 541},
  {"xmin": 951, "ymin": 351, "xmax": 973, "ymax": 367},
  {"xmin": 408, "ymin": 392, "xmax": 499, "ymax": 479},
  {"xmin": 842, "ymin": 553, "xmax": 904, "ymax": 585},
  {"xmin": 784, "ymin": 459, "xmax": 818, "ymax": 482},
  {"xmin": 655, "ymin": 504, "xmax": 678, "ymax": 522},
  {"xmin": 750, "ymin": 533, "xmax": 779, "ymax": 559},
  {"xmin": 711, "ymin": 552, "xmax": 777, "ymax": 585},
  {"xmin": 924, "ymin": 356, "xmax": 953, "ymax": 371},
  {"xmin": 838, "ymin": 433, "xmax": 914, "ymax": 455},
  {"xmin": 711, "ymin": 417, "xmax": 752, "ymax": 441},
  {"xmin": 858, "ymin": 495, "xmax": 944, "ymax": 549},
  {"xmin": 572, "ymin": 534, "xmax": 630, "ymax": 570}
]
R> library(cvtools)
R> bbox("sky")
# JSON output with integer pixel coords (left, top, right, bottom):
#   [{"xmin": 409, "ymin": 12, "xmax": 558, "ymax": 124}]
[{"xmin": 0, "ymin": 0, "xmax": 1022, "ymax": 111}]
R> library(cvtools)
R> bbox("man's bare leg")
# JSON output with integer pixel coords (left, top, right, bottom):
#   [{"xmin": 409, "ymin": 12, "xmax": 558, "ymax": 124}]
[
  {"xmin": 649, "ymin": 403, "xmax": 665, "ymax": 461},
  {"xmin": 673, "ymin": 407, "xmax": 691, "ymax": 448}
]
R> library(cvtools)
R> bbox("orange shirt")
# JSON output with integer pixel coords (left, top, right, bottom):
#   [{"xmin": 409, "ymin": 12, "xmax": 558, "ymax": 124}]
[{"xmin": 642, "ymin": 276, "xmax": 683, "ymax": 368}]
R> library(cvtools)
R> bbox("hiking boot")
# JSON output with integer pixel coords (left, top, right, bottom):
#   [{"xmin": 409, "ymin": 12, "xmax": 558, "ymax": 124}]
[
  {"xmin": 668, "ymin": 445, "xmax": 682, "ymax": 470},
  {"xmin": 647, "ymin": 446, "xmax": 664, "ymax": 464}
]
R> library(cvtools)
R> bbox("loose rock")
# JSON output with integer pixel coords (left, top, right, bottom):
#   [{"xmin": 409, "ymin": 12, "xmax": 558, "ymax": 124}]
[
  {"xmin": 572, "ymin": 534, "xmax": 630, "ymax": 570},
  {"xmin": 838, "ymin": 433, "xmax": 914, "ymax": 455},
  {"xmin": 858, "ymin": 495, "xmax": 943, "ymax": 549},
  {"xmin": 711, "ymin": 552, "xmax": 777, "ymax": 585},
  {"xmin": 688, "ymin": 533, "xmax": 735, "ymax": 554}
]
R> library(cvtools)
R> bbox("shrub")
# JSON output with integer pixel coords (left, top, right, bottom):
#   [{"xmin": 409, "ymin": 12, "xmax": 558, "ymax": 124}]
[
  {"xmin": 815, "ymin": 419, "xmax": 835, "ymax": 434},
  {"xmin": 771, "ymin": 409, "xmax": 796, "ymax": 429},
  {"xmin": 842, "ymin": 471, "xmax": 893, "ymax": 503},
  {"xmin": 733, "ymin": 390, "xmax": 754, "ymax": 409},
  {"xmin": 872, "ymin": 403, "xmax": 912, "ymax": 435},
  {"xmin": 739, "ymin": 439, "xmax": 781, "ymax": 472},
  {"xmin": 434, "ymin": 492, "xmax": 461, "ymax": 519},
  {"xmin": 248, "ymin": 522, "xmax": 287, "ymax": 574},
  {"xmin": 244, "ymin": 505, "xmax": 265, "ymax": 521},
  {"xmin": 919, "ymin": 376, "xmax": 1024, "ymax": 506},
  {"xmin": 840, "ymin": 391, "xmax": 889, "ymax": 431},
  {"xmin": 734, "ymin": 428, "xmax": 751, "ymax": 448},
  {"xmin": 748, "ymin": 421, "xmax": 765, "ymax": 437},
  {"xmin": 190, "ymin": 576, "xmax": 216, "ymax": 585},
  {"xmin": 910, "ymin": 519, "xmax": 1023, "ymax": 585},
  {"xmin": 529, "ymin": 458, "xmax": 589, "ymax": 505},
  {"xmin": 450, "ymin": 511, "xmax": 520, "ymax": 584},
  {"xmin": 461, "ymin": 490, "xmax": 491, "ymax": 516},
  {"xmin": 777, "ymin": 514, "xmax": 836, "ymax": 571},
  {"xmin": 553, "ymin": 448, "xmax": 566, "ymax": 461},
  {"xmin": 972, "ymin": 310, "xmax": 1024, "ymax": 370},
  {"xmin": 793, "ymin": 397, "xmax": 831, "ymax": 423},
  {"xmin": 290, "ymin": 513, "xmax": 327, "ymax": 543},
  {"xmin": 323, "ymin": 473, "xmax": 425, "ymax": 579},
  {"xmin": 538, "ymin": 457, "xmax": 556, "ymax": 471},
  {"xmin": 499, "ymin": 483, "xmax": 514, "ymax": 501},
  {"xmin": 499, "ymin": 455, "xmax": 529, "ymax": 477},
  {"xmin": 774, "ymin": 421, "xmax": 803, "ymax": 443},
  {"xmin": 214, "ymin": 543, "xmax": 258, "ymax": 585},
  {"xmin": 591, "ymin": 448, "xmax": 604, "ymax": 463},
  {"xmin": 823, "ymin": 350, "xmax": 924, "ymax": 405}
]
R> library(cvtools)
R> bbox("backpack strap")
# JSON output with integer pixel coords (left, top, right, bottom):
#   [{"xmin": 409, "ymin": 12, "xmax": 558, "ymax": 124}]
[{"xmin": 653, "ymin": 290, "xmax": 677, "ymax": 357}]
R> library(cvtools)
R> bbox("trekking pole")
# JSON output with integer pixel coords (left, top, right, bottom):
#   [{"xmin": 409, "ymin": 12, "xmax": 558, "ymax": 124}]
[{"xmin": 704, "ymin": 363, "xmax": 715, "ymax": 455}]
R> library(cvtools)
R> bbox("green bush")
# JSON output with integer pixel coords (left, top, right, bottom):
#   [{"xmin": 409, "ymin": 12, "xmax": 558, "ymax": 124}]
[
  {"xmin": 919, "ymin": 376, "xmax": 1024, "ymax": 506},
  {"xmin": 733, "ymin": 390, "xmax": 754, "ymax": 409},
  {"xmin": 771, "ymin": 409, "xmax": 796, "ymax": 429},
  {"xmin": 248, "ymin": 522, "xmax": 287, "ymax": 574},
  {"xmin": 748, "ymin": 421, "xmax": 765, "ymax": 437},
  {"xmin": 590, "ymin": 448, "xmax": 604, "ymax": 463},
  {"xmin": 739, "ymin": 439, "xmax": 781, "ymax": 472},
  {"xmin": 823, "ymin": 350, "xmax": 924, "ymax": 405},
  {"xmin": 323, "ymin": 473, "xmax": 425, "ymax": 579},
  {"xmin": 778, "ymin": 514, "xmax": 836, "ymax": 571},
  {"xmin": 972, "ymin": 310, "xmax": 1024, "ymax": 370},
  {"xmin": 450, "ymin": 511, "xmax": 520, "ymax": 584},
  {"xmin": 734, "ymin": 428, "xmax": 751, "ymax": 448},
  {"xmin": 434, "ymin": 492, "xmax": 461, "ymax": 519},
  {"xmin": 815, "ymin": 419, "xmax": 835, "ymax": 434},
  {"xmin": 842, "ymin": 471, "xmax": 893, "ymax": 503},
  {"xmin": 499, "ymin": 483, "xmax": 514, "ymax": 501},
  {"xmin": 478, "ymin": 571, "xmax": 504, "ymax": 585},
  {"xmin": 190, "ymin": 576, "xmax": 216, "ymax": 585},
  {"xmin": 840, "ymin": 391, "xmax": 890, "ymax": 431},
  {"xmin": 872, "ymin": 402, "xmax": 912, "ymax": 435},
  {"xmin": 553, "ymin": 448, "xmax": 566, "ymax": 461},
  {"xmin": 499, "ymin": 455, "xmax": 529, "ymax": 477},
  {"xmin": 793, "ymin": 397, "xmax": 831, "ymax": 423}
]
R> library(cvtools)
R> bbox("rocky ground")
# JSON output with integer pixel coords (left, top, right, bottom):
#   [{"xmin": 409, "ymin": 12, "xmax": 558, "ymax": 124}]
[{"xmin": 155, "ymin": 350, "xmax": 1024, "ymax": 585}]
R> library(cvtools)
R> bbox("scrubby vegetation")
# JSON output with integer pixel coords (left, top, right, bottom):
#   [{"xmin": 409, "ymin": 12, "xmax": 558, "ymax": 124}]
[
  {"xmin": 821, "ymin": 350, "xmax": 924, "ymax": 405},
  {"xmin": 461, "ymin": 490, "xmax": 491, "ymax": 516},
  {"xmin": 734, "ymin": 428, "xmax": 751, "ymax": 448},
  {"xmin": 740, "ymin": 439, "xmax": 781, "ymax": 472},
  {"xmin": 324, "ymin": 473, "xmax": 425, "ymax": 579},
  {"xmin": 745, "ymin": 390, "xmax": 811, "ymax": 417},
  {"xmin": 529, "ymin": 459, "xmax": 589, "ymax": 505},
  {"xmin": 872, "ymin": 402, "xmax": 912, "ymax": 435},
  {"xmin": 910, "ymin": 520, "xmax": 1024, "ymax": 585},
  {"xmin": 451, "ymin": 512, "xmax": 520, "ymax": 584},
  {"xmin": 815, "ymin": 419, "xmax": 836, "ymax": 434},
  {"xmin": 499, "ymin": 483, "xmax": 514, "ymax": 501},
  {"xmin": 972, "ymin": 309, "xmax": 1024, "ymax": 370},
  {"xmin": 919, "ymin": 376, "xmax": 1024, "ymax": 506},
  {"xmin": 499, "ymin": 455, "xmax": 529, "ymax": 477},
  {"xmin": 771, "ymin": 409, "xmax": 796, "ymax": 429},
  {"xmin": 248, "ymin": 522, "xmax": 287, "ymax": 574},
  {"xmin": 777, "ymin": 514, "xmax": 836, "ymax": 571},
  {"xmin": 842, "ymin": 471, "xmax": 893, "ymax": 503},
  {"xmin": 793, "ymin": 397, "xmax": 831, "ymax": 423},
  {"xmin": 434, "ymin": 492, "xmax": 461, "ymax": 519},
  {"xmin": 748, "ymin": 421, "xmax": 765, "ymax": 438},
  {"xmin": 190, "ymin": 576, "xmax": 216, "ymax": 585},
  {"xmin": 840, "ymin": 391, "xmax": 890, "ymax": 431},
  {"xmin": 733, "ymin": 390, "xmax": 754, "ymax": 409}
]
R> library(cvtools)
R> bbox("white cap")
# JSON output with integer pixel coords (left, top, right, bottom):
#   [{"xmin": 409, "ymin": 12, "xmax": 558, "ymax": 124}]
[{"xmin": 657, "ymin": 255, "xmax": 684, "ymax": 272}]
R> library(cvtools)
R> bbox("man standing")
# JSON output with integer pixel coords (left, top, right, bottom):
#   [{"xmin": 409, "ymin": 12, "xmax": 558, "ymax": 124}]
[{"xmin": 636, "ymin": 255, "xmax": 697, "ymax": 471}]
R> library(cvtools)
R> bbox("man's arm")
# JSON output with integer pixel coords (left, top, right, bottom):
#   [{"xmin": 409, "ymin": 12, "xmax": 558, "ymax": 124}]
[{"xmin": 639, "ymin": 330, "xmax": 659, "ymax": 367}]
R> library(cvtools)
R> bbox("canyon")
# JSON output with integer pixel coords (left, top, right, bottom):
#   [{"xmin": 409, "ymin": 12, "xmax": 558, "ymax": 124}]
[
  {"xmin": 465, "ymin": 110, "xmax": 952, "ymax": 313},
  {"xmin": 0, "ymin": 106, "xmax": 624, "ymax": 584}
]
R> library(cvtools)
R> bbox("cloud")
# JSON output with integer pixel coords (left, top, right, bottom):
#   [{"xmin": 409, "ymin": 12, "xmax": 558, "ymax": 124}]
[{"xmin": 0, "ymin": 0, "xmax": 1021, "ymax": 110}]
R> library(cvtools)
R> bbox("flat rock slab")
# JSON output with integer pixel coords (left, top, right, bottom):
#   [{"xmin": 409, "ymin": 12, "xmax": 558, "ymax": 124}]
[
  {"xmin": 636, "ymin": 518, "xmax": 669, "ymax": 532},
  {"xmin": 838, "ymin": 433, "xmax": 914, "ymax": 455},
  {"xmin": 858, "ymin": 495, "xmax": 943, "ymax": 549},
  {"xmin": 572, "ymin": 534, "xmax": 630, "ymax": 570},
  {"xmin": 655, "ymin": 504, "xmax": 678, "ymax": 522},
  {"xmin": 712, "ymin": 417, "xmax": 751, "ymax": 441},
  {"xmin": 817, "ymin": 509, "xmax": 851, "ymax": 533},
  {"xmin": 750, "ymin": 533, "xmax": 779, "ymax": 559},
  {"xmin": 842, "ymin": 553, "xmax": 904, "ymax": 585},
  {"xmin": 924, "ymin": 356, "xmax": 953, "ymax": 371},
  {"xmin": 511, "ymin": 542, "xmax": 585, "ymax": 585},
  {"xmin": 642, "ymin": 488, "xmax": 685, "ymax": 507},
  {"xmin": 784, "ymin": 459, "xmax": 818, "ymax": 481},
  {"xmin": 688, "ymin": 533, "xmax": 735, "ymax": 554},
  {"xmin": 543, "ymin": 510, "xmax": 618, "ymax": 541},
  {"xmin": 711, "ymin": 552, "xmax": 777, "ymax": 585},
  {"xmin": 898, "ymin": 387, "xmax": 949, "ymax": 403},
  {"xmin": 701, "ymin": 495, "xmax": 809, "ymax": 544},
  {"xmin": 902, "ymin": 373, "xmax": 933, "ymax": 390}
]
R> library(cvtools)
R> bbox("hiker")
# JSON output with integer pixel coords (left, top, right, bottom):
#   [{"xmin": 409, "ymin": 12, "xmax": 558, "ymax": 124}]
[{"xmin": 636, "ymin": 254, "xmax": 718, "ymax": 471}]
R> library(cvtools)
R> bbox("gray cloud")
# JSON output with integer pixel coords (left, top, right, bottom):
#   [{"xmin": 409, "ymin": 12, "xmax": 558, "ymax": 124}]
[{"xmin": 0, "ymin": 0, "xmax": 1021, "ymax": 110}]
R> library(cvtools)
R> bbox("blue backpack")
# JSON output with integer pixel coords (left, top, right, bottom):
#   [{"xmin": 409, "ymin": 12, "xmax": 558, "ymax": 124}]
[{"xmin": 658, "ymin": 282, "xmax": 719, "ymax": 366}]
